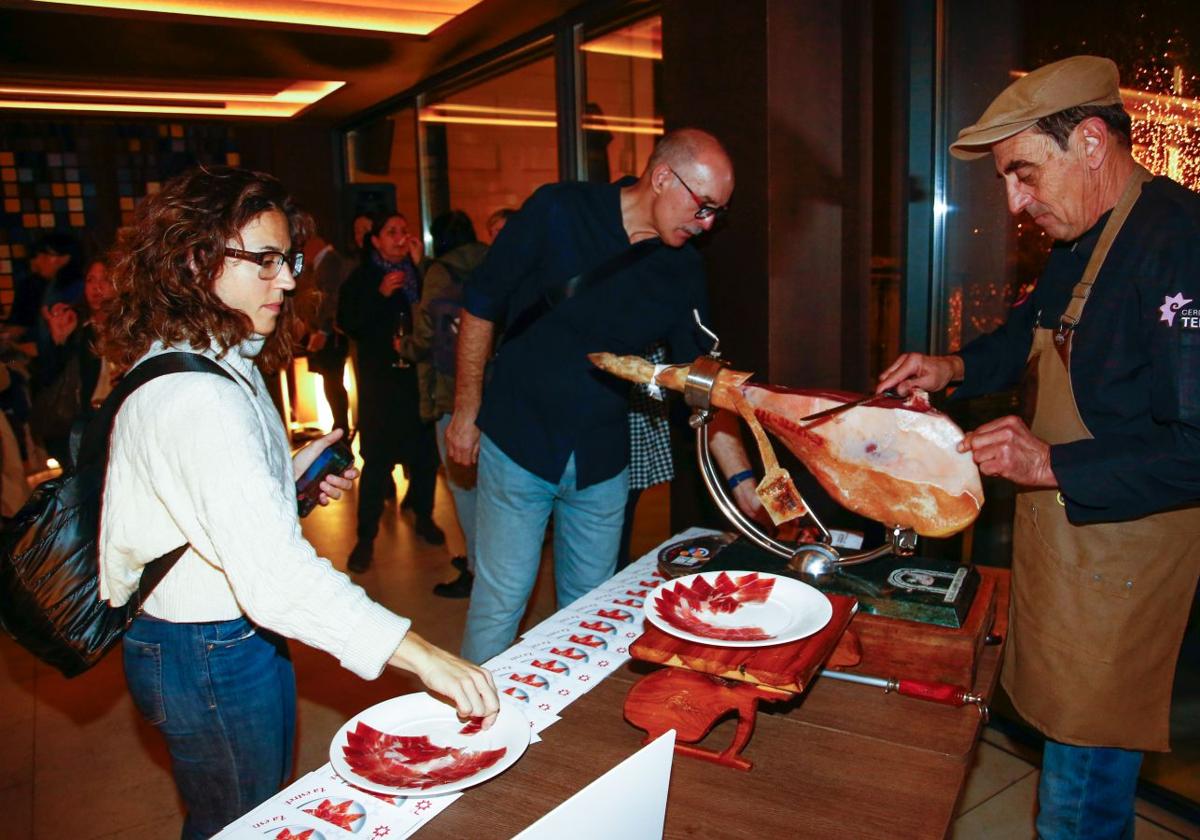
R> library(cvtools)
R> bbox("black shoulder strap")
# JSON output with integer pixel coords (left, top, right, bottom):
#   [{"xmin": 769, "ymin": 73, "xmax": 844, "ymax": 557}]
[
  {"xmin": 76, "ymin": 353, "xmax": 236, "ymax": 603},
  {"xmin": 501, "ymin": 239, "xmax": 660, "ymax": 349},
  {"xmin": 77, "ymin": 352, "xmax": 235, "ymax": 468},
  {"xmin": 552, "ymin": 238, "xmax": 661, "ymax": 306}
]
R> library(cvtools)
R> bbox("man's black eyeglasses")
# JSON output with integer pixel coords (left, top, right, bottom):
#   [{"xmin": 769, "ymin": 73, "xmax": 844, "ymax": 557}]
[
  {"xmin": 668, "ymin": 166, "xmax": 728, "ymax": 222},
  {"xmin": 225, "ymin": 247, "xmax": 304, "ymax": 280}
]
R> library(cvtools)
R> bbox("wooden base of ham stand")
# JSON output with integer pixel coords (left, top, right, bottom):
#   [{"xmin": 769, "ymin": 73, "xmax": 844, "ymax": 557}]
[
  {"xmin": 624, "ymin": 594, "xmax": 859, "ymax": 771},
  {"xmin": 625, "ymin": 670, "xmax": 791, "ymax": 770}
]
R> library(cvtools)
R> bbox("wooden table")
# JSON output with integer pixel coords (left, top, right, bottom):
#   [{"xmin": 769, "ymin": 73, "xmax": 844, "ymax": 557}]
[{"xmin": 419, "ymin": 568, "xmax": 1009, "ymax": 839}]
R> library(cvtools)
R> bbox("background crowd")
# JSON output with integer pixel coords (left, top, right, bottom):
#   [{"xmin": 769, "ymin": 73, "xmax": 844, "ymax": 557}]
[{"xmin": 0, "ymin": 192, "xmax": 676, "ymax": 603}]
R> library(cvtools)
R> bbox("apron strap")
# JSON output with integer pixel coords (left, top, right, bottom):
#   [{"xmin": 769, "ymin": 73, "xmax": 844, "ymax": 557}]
[{"xmin": 1055, "ymin": 164, "xmax": 1154, "ymax": 349}]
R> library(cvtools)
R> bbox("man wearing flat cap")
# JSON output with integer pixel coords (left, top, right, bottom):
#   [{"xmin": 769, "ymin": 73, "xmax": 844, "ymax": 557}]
[{"xmin": 879, "ymin": 55, "xmax": 1200, "ymax": 839}]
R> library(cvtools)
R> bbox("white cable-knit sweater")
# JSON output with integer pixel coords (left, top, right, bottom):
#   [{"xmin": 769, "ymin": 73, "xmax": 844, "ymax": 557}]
[{"xmin": 98, "ymin": 338, "xmax": 410, "ymax": 680}]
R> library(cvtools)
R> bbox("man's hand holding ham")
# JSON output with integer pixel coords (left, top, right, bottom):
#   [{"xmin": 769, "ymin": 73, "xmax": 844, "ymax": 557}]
[{"xmin": 958, "ymin": 415, "xmax": 1057, "ymax": 488}]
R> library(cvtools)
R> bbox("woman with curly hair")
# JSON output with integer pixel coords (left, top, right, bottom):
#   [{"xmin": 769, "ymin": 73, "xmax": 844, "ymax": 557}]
[{"xmin": 98, "ymin": 165, "xmax": 498, "ymax": 840}]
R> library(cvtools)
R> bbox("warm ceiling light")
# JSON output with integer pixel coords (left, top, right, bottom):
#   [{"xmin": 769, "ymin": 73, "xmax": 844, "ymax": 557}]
[
  {"xmin": 431, "ymin": 103, "xmax": 662, "ymax": 127},
  {"xmin": 419, "ymin": 113, "xmax": 556, "ymax": 129},
  {"xmin": 0, "ymin": 80, "xmax": 345, "ymax": 118},
  {"xmin": 583, "ymin": 113, "xmax": 663, "ymax": 127},
  {"xmin": 419, "ymin": 103, "xmax": 663, "ymax": 135},
  {"xmin": 30, "ymin": 0, "xmax": 481, "ymax": 35},
  {"xmin": 581, "ymin": 120, "xmax": 663, "ymax": 136},
  {"xmin": 582, "ymin": 17, "xmax": 662, "ymax": 60}
]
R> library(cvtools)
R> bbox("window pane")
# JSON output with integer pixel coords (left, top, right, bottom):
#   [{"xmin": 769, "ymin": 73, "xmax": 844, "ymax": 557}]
[
  {"xmin": 942, "ymin": 2, "xmax": 1200, "ymax": 355},
  {"xmin": 421, "ymin": 51, "xmax": 557, "ymax": 244},
  {"xmin": 345, "ymin": 105, "xmax": 419, "ymax": 250},
  {"xmin": 581, "ymin": 15, "xmax": 663, "ymax": 182}
]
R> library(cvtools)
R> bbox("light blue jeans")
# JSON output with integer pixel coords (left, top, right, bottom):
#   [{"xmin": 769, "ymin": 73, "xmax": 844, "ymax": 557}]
[
  {"xmin": 461, "ymin": 434, "xmax": 628, "ymax": 663},
  {"xmin": 1036, "ymin": 741, "xmax": 1142, "ymax": 840},
  {"xmin": 436, "ymin": 413, "xmax": 477, "ymax": 572},
  {"xmin": 123, "ymin": 614, "xmax": 296, "ymax": 840}
]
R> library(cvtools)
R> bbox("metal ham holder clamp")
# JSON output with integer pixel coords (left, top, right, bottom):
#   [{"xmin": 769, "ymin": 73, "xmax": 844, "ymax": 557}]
[{"xmin": 684, "ymin": 312, "xmax": 918, "ymax": 580}]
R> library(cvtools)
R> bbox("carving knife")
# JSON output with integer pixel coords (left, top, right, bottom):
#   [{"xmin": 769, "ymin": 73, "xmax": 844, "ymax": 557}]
[{"xmin": 798, "ymin": 390, "xmax": 902, "ymax": 426}]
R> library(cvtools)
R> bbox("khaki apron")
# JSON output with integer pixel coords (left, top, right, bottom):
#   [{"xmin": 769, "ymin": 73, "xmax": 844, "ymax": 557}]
[{"xmin": 1002, "ymin": 169, "xmax": 1200, "ymax": 752}]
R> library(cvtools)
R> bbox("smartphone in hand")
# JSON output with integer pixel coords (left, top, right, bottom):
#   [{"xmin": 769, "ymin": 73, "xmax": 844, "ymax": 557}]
[{"xmin": 296, "ymin": 436, "xmax": 356, "ymax": 518}]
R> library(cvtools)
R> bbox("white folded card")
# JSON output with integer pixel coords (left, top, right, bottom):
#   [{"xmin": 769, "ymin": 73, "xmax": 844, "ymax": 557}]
[{"xmin": 513, "ymin": 730, "xmax": 676, "ymax": 840}]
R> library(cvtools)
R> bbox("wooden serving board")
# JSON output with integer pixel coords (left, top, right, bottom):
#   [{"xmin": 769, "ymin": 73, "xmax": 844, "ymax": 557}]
[{"xmin": 629, "ymin": 593, "xmax": 859, "ymax": 693}]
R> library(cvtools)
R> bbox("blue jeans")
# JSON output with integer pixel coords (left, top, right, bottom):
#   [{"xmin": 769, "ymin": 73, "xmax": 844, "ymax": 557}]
[
  {"xmin": 461, "ymin": 434, "xmax": 629, "ymax": 663},
  {"xmin": 123, "ymin": 615, "xmax": 297, "ymax": 840},
  {"xmin": 436, "ymin": 413, "xmax": 477, "ymax": 572},
  {"xmin": 1036, "ymin": 740, "xmax": 1142, "ymax": 840}
]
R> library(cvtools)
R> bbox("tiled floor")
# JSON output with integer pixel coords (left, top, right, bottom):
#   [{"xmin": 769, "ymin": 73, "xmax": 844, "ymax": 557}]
[
  {"xmin": 1, "ymin": 472, "xmax": 1197, "ymax": 839},
  {"xmin": 951, "ymin": 730, "xmax": 1200, "ymax": 839}
]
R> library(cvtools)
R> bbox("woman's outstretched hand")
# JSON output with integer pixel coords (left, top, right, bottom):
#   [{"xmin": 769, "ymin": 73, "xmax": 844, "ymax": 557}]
[{"xmin": 389, "ymin": 631, "xmax": 500, "ymax": 729}]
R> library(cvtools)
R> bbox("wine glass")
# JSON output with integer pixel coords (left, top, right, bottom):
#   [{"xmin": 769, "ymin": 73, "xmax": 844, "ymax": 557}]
[{"xmin": 392, "ymin": 311, "xmax": 412, "ymax": 369}]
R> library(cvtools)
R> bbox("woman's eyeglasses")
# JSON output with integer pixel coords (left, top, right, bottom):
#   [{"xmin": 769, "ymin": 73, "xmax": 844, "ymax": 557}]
[{"xmin": 225, "ymin": 247, "xmax": 304, "ymax": 280}]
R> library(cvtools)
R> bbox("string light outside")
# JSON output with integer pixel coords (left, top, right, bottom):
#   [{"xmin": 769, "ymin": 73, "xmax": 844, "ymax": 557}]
[{"xmin": 953, "ymin": 55, "xmax": 1200, "ymax": 349}]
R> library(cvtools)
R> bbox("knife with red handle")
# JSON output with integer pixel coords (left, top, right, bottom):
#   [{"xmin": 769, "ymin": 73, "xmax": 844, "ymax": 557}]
[{"xmin": 821, "ymin": 669, "xmax": 989, "ymax": 721}]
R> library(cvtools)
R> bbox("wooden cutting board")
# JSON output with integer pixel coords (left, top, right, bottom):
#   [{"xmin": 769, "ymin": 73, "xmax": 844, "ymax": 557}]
[{"xmin": 629, "ymin": 593, "xmax": 859, "ymax": 693}]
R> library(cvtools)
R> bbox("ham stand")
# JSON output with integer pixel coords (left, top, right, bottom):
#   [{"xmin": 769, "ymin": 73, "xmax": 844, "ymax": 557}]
[
  {"xmin": 681, "ymin": 316, "xmax": 917, "ymax": 578},
  {"xmin": 622, "ymin": 317, "xmax": 998, "ymax": 769},
  {"xmin": 674, "ymin": 314, "xmax": 990, "ymax": 644}
]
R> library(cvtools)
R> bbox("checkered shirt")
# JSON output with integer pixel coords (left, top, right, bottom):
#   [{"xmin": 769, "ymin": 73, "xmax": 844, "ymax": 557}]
[{"xmin": 628, "ymin": 344, "xmax": 675, "ymax": 491}]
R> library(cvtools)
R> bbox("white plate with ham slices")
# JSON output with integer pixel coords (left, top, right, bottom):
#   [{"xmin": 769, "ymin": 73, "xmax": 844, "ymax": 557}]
[
  {"xmin": 645, "ymin": 570, "xmax": 833, "ymax": 648},
  {"xmin": 330, "ymin": 692, "xmax": 529, "ymax": 797}
]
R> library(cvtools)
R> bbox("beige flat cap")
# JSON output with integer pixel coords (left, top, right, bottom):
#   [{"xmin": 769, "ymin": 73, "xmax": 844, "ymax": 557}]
[{"xmin": 950, "ymin": 55, "xmax": 1123, "ymax": 160}]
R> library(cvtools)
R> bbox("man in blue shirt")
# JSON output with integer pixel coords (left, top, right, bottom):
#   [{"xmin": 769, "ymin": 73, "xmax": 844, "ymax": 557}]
[
  {"xmin": 877, "ymin": 56, "xmax": 1200, "ymax": 839},
  {"xmin": 447, "ymin": 128, "xmax": 761, "ymax": 663}
]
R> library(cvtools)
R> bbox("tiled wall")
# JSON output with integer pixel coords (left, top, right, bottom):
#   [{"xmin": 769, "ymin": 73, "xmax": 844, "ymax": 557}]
[
  {"xmin": 111, "ymin": 123, "xmax": 240, "ymax": 227},
  {"xmin": 0, "ymin": 127, "xmax": 96, "ymax": 313},
  {"xmin": 0, "ymin": 120, "xmax": 240, "ymax": 315}
]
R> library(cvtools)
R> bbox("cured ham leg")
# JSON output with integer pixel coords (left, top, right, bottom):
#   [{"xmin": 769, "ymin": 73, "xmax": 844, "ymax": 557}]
[{"xmin": 590, "ymin": 353, "xmax": 983, "ymax": 537}]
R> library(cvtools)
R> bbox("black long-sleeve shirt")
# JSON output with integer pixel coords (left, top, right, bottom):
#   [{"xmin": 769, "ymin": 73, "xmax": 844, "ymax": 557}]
[
  {"xmin": 337, "ymin": 259, "xmax": 417, "ymax": 377},
  {"xmin": 955, "ymin": 176, "xmax": 1200, "ymax": 524},
  {"xmin": 37, "ymin": 321, "xmax": 101, "ymax": 404},
  {"xmin": 464, "ymin": 178, "xmax": 711, "ymax": 488}
]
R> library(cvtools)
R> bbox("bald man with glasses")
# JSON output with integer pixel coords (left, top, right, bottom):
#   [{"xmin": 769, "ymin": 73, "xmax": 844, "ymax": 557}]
[{"xmin": 447, "ymin": 127, "xmax": 760, "ymax": 663}]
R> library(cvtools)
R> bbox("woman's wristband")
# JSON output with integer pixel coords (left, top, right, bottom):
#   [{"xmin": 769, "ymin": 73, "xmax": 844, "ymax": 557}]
[{"xmin": 726, "ymin": 469, "xmax": 755, "ymax": 491}]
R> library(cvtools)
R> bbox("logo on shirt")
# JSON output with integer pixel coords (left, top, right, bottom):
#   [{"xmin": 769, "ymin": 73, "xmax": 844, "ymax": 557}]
[{"xmin": 1159, "ymin": 292, "xmax": 1194, "ymax": 327}]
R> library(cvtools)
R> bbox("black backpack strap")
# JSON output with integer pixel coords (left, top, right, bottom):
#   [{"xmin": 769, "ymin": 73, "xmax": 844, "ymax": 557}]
[
  {"xmin": 77, "ymin": 352, "xmax": 236, "ymax": 605},
  {"xmin": 135, "ymin": 544, "xmax": 191, "ymax": 600},
  {"xmin": 500, "ymin": 239, "xmax": 660, "ymax": 349},
  {"xmin": 77, "ymin": 352, "xmax": 235, "ymax": 468},
  {"xmin": 549, "ymin": 238, "xmax": 661, "ymax": 307}
]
